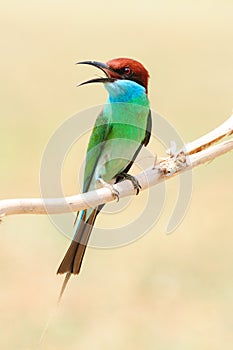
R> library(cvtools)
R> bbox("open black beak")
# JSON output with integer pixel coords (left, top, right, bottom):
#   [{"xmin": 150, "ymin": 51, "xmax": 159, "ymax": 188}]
[{"xmin": 77, "ymin": 61, "xmax": 116, "ymax": 86}]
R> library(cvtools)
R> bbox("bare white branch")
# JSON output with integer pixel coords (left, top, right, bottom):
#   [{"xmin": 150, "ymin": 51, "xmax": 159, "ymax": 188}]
[{"xmin": 1, "ymin": 114, "xmax": 232, "ymax": 218}]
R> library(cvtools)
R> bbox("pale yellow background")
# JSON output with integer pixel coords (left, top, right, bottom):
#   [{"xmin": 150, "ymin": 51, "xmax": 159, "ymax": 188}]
[{"xmin": 0, "ymin": 1, "xmax": 233, "ymax": 349}]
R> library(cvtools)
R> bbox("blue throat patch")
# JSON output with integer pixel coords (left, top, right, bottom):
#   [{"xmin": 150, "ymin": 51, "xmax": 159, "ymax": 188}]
[{"xmin": 104, "ymin": 80, "xmax": 147, "ymax": 104}]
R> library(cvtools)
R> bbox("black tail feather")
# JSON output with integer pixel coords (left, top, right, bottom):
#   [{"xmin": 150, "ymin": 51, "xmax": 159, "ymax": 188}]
[{"xmin": 57, "ymin": 208, "xmax": 99, "ymax": 300}]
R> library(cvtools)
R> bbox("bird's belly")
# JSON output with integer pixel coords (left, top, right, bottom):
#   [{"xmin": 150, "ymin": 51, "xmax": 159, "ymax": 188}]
[
  {"xmin": 94, "ymin": 137, "xmax": 140, "ymax": 185},
  {"xmin": 85, "ymin": 105, "xmax": 149, "ymax": 191}
]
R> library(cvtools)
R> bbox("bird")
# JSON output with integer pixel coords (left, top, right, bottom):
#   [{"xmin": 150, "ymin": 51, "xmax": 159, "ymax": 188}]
[{"xmin": 57, "ymin": 58, "xmax": 152, "ymax": 300}]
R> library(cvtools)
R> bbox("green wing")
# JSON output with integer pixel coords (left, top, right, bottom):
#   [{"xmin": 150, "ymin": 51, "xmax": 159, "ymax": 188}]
[{"xmin": 83, "ymin": 110, "xmax": 112, "ymax": 192}]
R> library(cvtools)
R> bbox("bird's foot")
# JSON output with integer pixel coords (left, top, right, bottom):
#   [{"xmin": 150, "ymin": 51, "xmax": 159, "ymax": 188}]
[
  {"xmin": 97, "ymin": 178, "xmax": 120, "ymax": 202},
  {"xmin": 116, "ymin": 172, "xmax": 141, "ymax": 195}
]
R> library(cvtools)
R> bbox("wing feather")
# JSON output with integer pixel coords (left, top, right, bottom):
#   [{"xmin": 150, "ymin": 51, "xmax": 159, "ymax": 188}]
[{"xmin": 83, "ymin": 110, "xmax": 112, "ymax": 192}]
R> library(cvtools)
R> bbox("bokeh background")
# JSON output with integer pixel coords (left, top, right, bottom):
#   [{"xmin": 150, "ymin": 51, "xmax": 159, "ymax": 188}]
[{"xmin": 0, "ymin": 0, "xmax": 232, "ymax": 349}]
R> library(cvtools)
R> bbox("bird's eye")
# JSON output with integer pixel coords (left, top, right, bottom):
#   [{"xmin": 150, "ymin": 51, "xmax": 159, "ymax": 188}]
[{"xmin": 123, "ymin": 67, "xmax": 132, "ymax": 75}]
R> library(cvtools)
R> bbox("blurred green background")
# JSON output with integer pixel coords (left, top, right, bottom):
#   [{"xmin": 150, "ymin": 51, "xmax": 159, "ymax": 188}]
[{"xmin": 0, "ymin": 0, "xmax": 233, "ymax": 349}]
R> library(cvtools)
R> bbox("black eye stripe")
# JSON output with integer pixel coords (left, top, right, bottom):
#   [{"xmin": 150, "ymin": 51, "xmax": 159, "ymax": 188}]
[{"xmin": 116, "ymin": 67, "xmax": 133, "ymax": 77}]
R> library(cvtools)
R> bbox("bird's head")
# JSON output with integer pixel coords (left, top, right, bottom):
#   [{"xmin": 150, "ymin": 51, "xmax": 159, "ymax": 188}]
[{"xmin": 77, "ymin": 58, "xmax": 150, "ymax": 94}]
